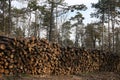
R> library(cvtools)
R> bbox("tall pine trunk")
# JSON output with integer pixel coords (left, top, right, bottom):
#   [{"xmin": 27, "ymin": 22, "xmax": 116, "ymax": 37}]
[
  {"xmin": 3, "ymin": 0, "xmax": 5, "ymax": 34},
  {"xmin": 8, "ymin": 0, "xmax": 11, "ymax": 36}
]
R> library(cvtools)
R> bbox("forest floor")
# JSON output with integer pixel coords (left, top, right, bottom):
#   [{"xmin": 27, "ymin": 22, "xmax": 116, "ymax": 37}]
[{"xmin": 0, "ymin": 72, "xmax": 120, "ymax": 80}]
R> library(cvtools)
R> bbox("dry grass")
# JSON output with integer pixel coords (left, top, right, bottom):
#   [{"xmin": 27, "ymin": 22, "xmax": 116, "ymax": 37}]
[{"xmin": 0, "ymin": 72, "xmax": 120, "ymax": 80}]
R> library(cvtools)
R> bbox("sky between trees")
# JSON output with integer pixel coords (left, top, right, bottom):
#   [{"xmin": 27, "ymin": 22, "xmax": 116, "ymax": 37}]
[
  {"xmin": 65, "ymin": 0, "xmax": 98, "ymax": 24},
  {"xmin": 11, "ymin": 0, "xmax": 98, "ymax": 25}
]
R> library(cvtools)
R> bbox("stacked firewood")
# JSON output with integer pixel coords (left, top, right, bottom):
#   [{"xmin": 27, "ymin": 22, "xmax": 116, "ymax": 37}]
[
  {"xmin": 0, "ymin": 36, "xmax": 61, "ymax": 75},
  {"xmin": 56, "ymin": 48, "xmax": 99, "ymax": 75},
  {"xmin": 0, "ymin": 36, "xmax": 119, "ymax": 75},
  {"xmin": 57, "ymin": 48, "xmax": 120, "ymax": 75}
]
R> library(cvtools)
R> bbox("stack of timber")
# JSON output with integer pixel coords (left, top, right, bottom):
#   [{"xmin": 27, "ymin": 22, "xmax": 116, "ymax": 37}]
[
  {"xmin": 0, "ymin": 36, "xmax": 120, "ymax": 76},
  {"xmin": 57, "ymin": 48, "xmax": 120, "ymax": 75},
  {"xmin": 0, "ymin": 36, "xmax": 61, "ymax": 75}
]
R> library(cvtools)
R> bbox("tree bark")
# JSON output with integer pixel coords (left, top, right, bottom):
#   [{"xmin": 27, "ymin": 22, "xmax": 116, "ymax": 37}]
[
  {"xmin": 8, "ymin": 0, "xmax": 11, "ymax": 36},
  {"xmin": 49, "ymin": 1, "xmax": 56, "ymax": 42},
  {"xmin": 3, "ymin": 0, "xmax": 5, "ymax": 34},
  {"xmin": 101, "ymin": 10, "xmax": 105, "ymax": 51}
]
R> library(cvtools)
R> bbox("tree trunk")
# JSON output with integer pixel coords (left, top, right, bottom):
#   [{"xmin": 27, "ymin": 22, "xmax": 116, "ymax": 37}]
[
  {"xmin": 101, "ymin": 10, "xmax": 105, "ymax": 51},
  {"xmin": 74, "ymin": 26, "xmax": 79, "ymax": 47},
  {"xmin": 115, "ymin": 29, "xmax": 119, "ymax": 53},
  {"xmin": 3, "ymin": 0, "xmax": 5, "ymax": 34},
  {"xmin": 108, "ymin": 2, "xmax": 111, "ymax": 52},
  {"xmin": 34, "ymin": 10, "xmax": 37, "ymax": 37},
  {"xmin": 28, "ymin": 13, "xmax": 32, "ymax": 37},
  {"xmin": 8, "ymin": 0, "xmax": 11, "ymax": 36},
  {"xmin": 112, "ymin": 16, "xmax": 115, "ymax": 53},
  {"xmin": 49, "ymin": 2, "xmax": 56, "ymax": 42},
  {"xmin": 93, "ymin": 39, "xmax": 96, "ymax": 49}
]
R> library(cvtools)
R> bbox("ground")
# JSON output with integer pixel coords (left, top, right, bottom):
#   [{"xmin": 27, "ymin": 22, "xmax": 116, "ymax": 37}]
[{"xmin": 1, "ymin": 72, "xmax": 120, "ymax": 80}]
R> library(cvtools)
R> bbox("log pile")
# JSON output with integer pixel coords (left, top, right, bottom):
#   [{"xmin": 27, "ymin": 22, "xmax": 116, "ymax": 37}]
[
  {"xmin": 0, "ymin": 36, "xmax": 61, "ymax": 75},
  {"xmin": 0, "ymin": 36, "xmax": 120, "ymax": 75},
  {"xmin": 56, "ymin": 48, "xmax": 120, "ymax": 75}
]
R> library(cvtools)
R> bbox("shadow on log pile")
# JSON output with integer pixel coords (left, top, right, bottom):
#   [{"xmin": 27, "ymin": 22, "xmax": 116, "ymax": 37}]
[{"xmin": 0, "ymin": 36, "xmax": 120, "ymax": 76}]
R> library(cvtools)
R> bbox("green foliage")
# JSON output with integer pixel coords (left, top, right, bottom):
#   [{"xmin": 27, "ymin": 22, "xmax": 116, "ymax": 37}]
[
  {"xmin": 28, "ymin": 0, "xmax": 38, "ymax": 11},
  {"xmin": 70, "ymin": 12, "xmax": 84, "ymax": 47},
  {"xmin": 60, "ymin": 21, "xmax": 73, "ymax": 47},
  {"xmin": 85, "ymin": 23, "xmax": 105, "ymax": 49},
  {"xmin": 48, "ymin": 0, "xmax": 64, "ymax": 7},
  {"xmin": 13, "ymin": 27, "xmax": 25, "ymax": 37},
  {"xmin": 70, "ymin": 12, "xmax": 84, "ymax": 25},
  {"xmin": 68, "ymin": 4, "xmax": 87, "ymax": 12},
  {"xmin": 12, "ymin": 8, "xmax": 26, "ymax": 17},
  {"xmin": 28, "ymin": 22, "xmax": 39, "ymax": 36},
  {"xmin": 42, "ymin": 10, "xmax": 51, "ymax": 27},
  {"xmin": 91, "ymin": 0, "xmax": 120, "ymax": 21},
  {"xmin": 63, "ymin": 38, "xmax": 74, "ymax": 47},
  {"xmin": 91, "ymin": 0, "xmax": 120, "ymax": 52},
  {"xmin": 0, "ymin": 0, "xmax": 8, "ymax": 34},
  {"xmin": 62, "ymin": 21, "xmax": 71, "ymax": 39}
]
